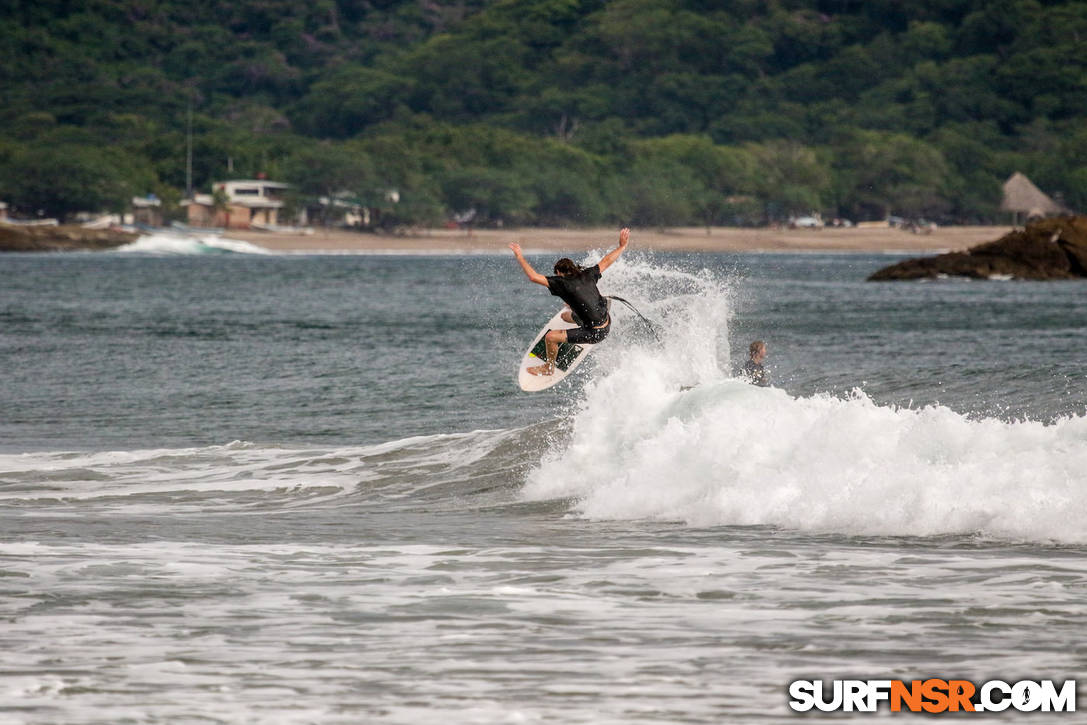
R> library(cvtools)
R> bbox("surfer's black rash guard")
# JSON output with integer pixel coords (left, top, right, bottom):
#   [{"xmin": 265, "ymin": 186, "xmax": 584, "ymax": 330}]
[{"xmin": 546, "ymin": 264, "xmax": 609, "ymax": 327}]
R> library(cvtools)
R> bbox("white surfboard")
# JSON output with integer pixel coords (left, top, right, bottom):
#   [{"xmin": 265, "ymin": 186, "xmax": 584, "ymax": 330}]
[{"xmin": 517, "ymin": 306, "xmax": 605, "ymax": 391}]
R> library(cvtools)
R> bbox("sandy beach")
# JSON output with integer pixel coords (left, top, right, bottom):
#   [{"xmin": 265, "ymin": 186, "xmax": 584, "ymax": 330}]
[{"xmin": 231, "ymin": 225, "xmax": 1012, "ymax": 254}]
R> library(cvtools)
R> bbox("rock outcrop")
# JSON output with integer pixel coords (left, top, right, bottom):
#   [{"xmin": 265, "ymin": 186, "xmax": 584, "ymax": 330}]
[
  {"xmin": 868, "ymin": 216, "xmax": 1087, "ymax": 281},
  {"xmin": 0, "ymin": 224, "xmax": 138, "ymax": 252}
]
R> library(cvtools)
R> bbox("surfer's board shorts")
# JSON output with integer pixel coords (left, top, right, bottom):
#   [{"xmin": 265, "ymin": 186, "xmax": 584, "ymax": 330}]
[{"xmin": 563, "ymin": 316, "xmax": 611, "ymax": 345}]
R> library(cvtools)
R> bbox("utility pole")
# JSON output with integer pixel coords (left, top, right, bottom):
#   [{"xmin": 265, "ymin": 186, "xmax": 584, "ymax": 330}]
[{"xmin": 185, "ymin": 100, "xmax": 193, "ymax": 199}]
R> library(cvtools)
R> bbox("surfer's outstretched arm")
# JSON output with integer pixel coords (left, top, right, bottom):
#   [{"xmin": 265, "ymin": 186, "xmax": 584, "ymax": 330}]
[
  {"xmin": 597, "ymin": 227, "xmax": 630, "ymax": 273},
  {"xmin": 509, "ymin": 243, "xmax": 549, "ymax": 287}
]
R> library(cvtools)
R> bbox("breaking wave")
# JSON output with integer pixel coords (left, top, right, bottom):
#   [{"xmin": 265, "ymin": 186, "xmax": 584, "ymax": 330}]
[
  {"xmin": 521, "ymin": 255, "xmax": 1087, "ymax": 544},
  {"xmin": 118, "ymin": 233, "xmax": 272, "ymax": 255}
]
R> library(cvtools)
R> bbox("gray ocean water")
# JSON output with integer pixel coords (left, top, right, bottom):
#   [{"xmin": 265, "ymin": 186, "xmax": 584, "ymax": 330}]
[{"xmin": 1, "ymin": 239, "xmax": 1086, "ymax": 723}]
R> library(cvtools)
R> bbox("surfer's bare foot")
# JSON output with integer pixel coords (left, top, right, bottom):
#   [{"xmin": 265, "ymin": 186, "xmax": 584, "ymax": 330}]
[{"xmin": 527, "ymin": 363, "xmax": 555, "ymax": 376}]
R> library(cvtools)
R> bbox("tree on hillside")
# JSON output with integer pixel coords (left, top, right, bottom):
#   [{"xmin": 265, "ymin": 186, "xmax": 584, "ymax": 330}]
[
  {"xmin": 624, "ymin": 157, "xmax": 701, "ymax": 228},
  {"xmin": 439, "ymin": 166, "xmax": 537, "ymax": 226},
  {"xmin": 832, "ymin": 130, "xmax": 953, "ymax": 220},
  {"xmin": 291, "ymin": 66, "xmax": 416, "ymax": 138},
  {"xmin": 282, "ymin": 142, "xmax": 378, "ymax": 225},
  {"xmin": 746, "ymin": 141, "xmax": 831, "ymax": 221},
  {"xmin": 632, "ymin": 135, "xmax": 760, "ymax": 227},
  {"xmin": 0, "ymin": 142, "xmax": 155, "ymax": 220}
]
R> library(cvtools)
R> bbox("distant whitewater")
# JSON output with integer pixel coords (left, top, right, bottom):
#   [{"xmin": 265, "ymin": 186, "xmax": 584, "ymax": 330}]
[
  {"xmin": 521, "ymin": 255, "xmax": 1087, "ymax": 544},
  {"xmin": 119, "ymin": 232, "xmax": 271, "ymax": 255}
]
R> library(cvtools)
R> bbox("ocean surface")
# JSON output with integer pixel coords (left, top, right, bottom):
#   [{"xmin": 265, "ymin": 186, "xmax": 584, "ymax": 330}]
[{"xmin": 1, "ymin": 233, "xmax": 1085, "ymax": 723}]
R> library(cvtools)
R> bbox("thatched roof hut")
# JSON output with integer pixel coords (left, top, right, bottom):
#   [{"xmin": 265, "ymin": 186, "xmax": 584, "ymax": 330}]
[{"xmin": 1001, "ymin": 172, "xmax": 1066, "ymax": 223}]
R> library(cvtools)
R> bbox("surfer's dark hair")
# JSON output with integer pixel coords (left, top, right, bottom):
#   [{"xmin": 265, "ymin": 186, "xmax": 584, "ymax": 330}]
[{"xmin": 554, "ymin": 258, "xmax": 580, "ymax": 276}]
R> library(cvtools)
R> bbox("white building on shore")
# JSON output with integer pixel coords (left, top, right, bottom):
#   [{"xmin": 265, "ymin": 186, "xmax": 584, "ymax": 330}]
[{"xmin": 183, "ymin": 179, "xmax": 289, "ymax": 229}]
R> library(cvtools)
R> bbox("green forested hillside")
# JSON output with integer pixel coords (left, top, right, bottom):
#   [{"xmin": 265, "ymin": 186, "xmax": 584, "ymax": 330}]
[{"xmin": 2, "ymin": 0, "xmax": 1086, "ymax": 226}]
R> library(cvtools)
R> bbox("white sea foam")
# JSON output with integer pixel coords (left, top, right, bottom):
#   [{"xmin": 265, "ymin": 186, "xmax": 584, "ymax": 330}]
[
  {"xmin": 118, "ymin": 232, "xmax": 271, "ymax": 255},
  {"xmin": 523, "ymin": 256, "xmax": 1087, "ymax": 544}
]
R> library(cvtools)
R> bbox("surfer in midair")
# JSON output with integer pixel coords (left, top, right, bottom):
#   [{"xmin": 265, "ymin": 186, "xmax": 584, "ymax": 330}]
[{"xmin": 509, "ymin": 228, "xmax": 630, "ymax": 376}]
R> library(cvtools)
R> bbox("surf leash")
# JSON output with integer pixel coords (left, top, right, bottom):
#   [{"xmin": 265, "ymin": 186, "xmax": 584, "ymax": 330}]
[{"xmin": 607, "ymin": 295, "xmax": 663, "ymax": 342}]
